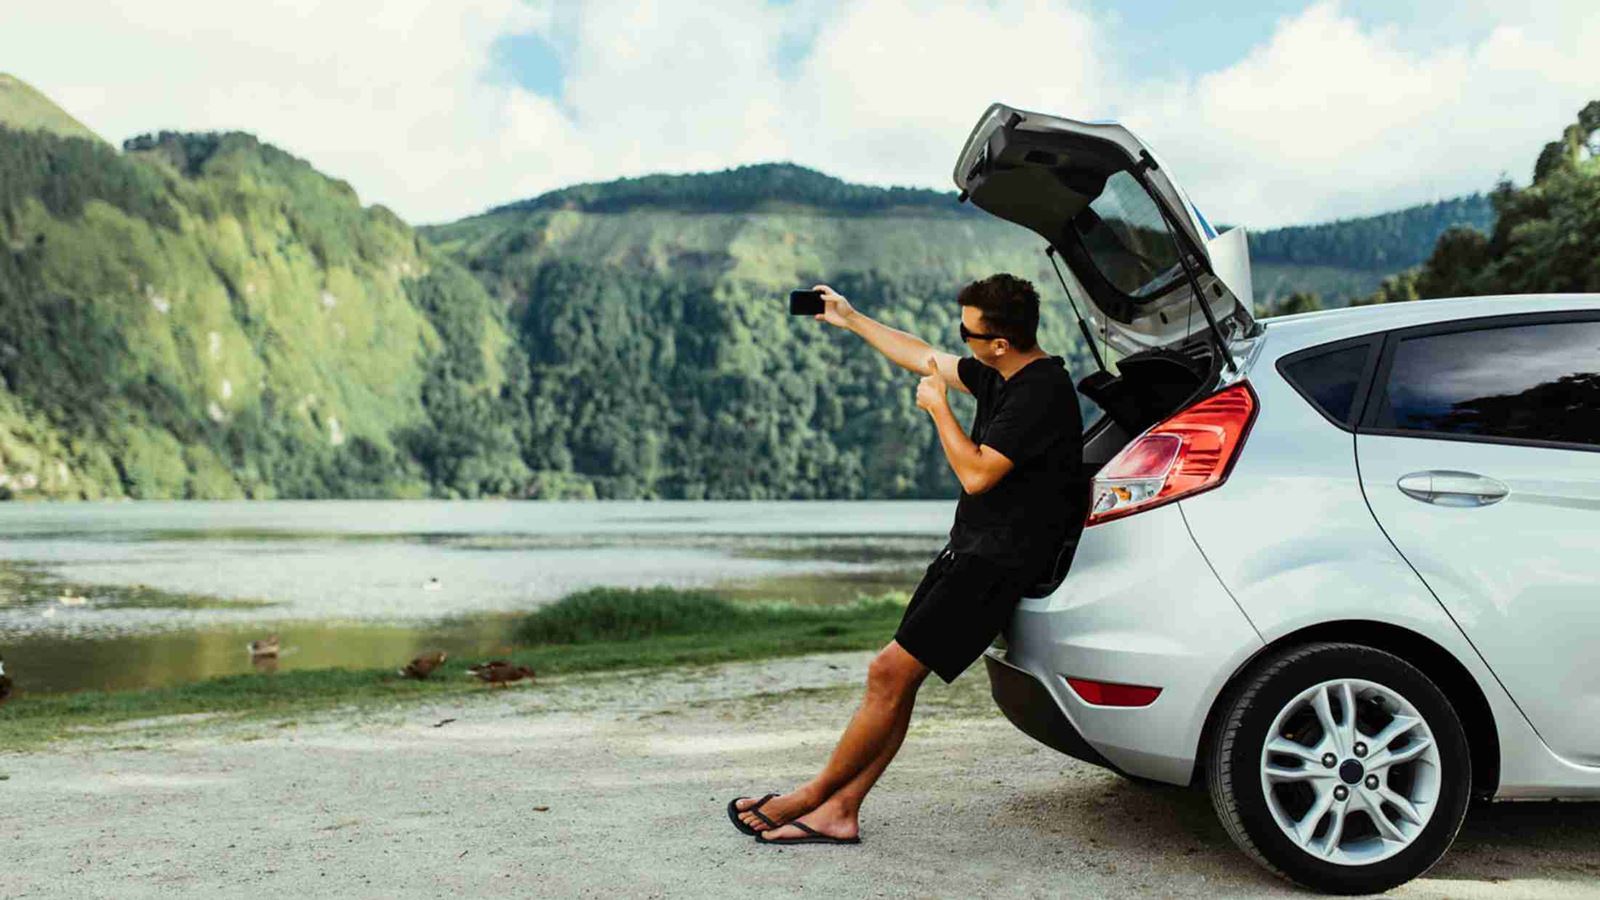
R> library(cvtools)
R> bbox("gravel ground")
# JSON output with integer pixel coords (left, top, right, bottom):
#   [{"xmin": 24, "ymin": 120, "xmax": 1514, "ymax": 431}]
[{"xmin": 1, "ymin": 650, "xmax": 1596, "ymax": 898}]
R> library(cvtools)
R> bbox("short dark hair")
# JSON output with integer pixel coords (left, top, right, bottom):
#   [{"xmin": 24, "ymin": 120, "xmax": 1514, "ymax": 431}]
[{"xmin": 958, "ymin": 273, "xmax": 1040, "ymax": 350}]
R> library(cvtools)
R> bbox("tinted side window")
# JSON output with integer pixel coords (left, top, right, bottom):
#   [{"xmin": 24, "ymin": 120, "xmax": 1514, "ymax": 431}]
[
  {"xmin": 1280, "ymin": 343, "xmax": 1374, "ymax": 427},
  {"xmin": 1375, "ymin": 320, "xmax": 1600, "ymax": 447}
]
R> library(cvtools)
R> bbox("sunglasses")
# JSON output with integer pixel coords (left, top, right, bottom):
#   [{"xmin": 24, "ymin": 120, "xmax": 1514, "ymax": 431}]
[{"xmin": 960, "ymin": 322, "xmax": 1004, "ymax": 343}]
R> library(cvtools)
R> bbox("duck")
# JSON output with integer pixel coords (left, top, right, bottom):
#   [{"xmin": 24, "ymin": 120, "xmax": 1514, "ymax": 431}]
[
  {"xmin": 57, "ymin": 592, "xmax": 88, "ymax": 607},
  {"xmin": 246, "ymin": 635, "xmax": 281, "ymax": 658},
  {"xmin": 422, "ymin": 577, "xmax": 443, "ymax": 592},
  {"xmin": 400, "ymin": 651, "xmax": 448, "ymax": 680},
  {"xmin": 0, "ymin": 654, "xmax": 12, "ymax": 706},
  {"xmin": 466, "ymin": 660, "xmax": 535, "ymax": 688}
]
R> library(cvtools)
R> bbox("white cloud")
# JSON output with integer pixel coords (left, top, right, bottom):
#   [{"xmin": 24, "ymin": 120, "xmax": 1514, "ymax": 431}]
[
  {"xmin": 1126, "ymin": 2, "xmax": 1600, "ymax": 226},
  {"xmin": 553, "ymin": 1, "xmax": 791, "ymax": 177},
  {"xmin": 2, "ymin": 1, "xmax": 1596, "ymax": 227},
  {"xmin": 3, "ymin": 0, "xmax": 549, "ymax": 223},
  {"xmin": 491, "ymin": 0, "xmax": 1104, "ymax": 212},
  {"xmin": 785, "ymin": 0, "xmax": 1103, "ymax": 189}
]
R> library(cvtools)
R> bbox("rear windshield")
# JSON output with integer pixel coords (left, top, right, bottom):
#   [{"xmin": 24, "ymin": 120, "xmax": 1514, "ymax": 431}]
[{"xmin": 1073, "ymin": 170, "xmax": 1182, "ymax": 299}]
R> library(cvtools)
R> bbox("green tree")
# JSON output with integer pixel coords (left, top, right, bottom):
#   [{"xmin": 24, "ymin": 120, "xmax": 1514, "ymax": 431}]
[
  {"xmin": 1356, "ymin": 99, "xmax": 1600, "ymax": 306},
  {"xmin": 1270, "ymin": 291, "xmax": 1324, "ymax": 316}
]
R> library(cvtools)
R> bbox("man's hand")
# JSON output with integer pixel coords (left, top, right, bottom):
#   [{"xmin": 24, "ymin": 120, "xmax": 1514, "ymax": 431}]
[
  {"xmin": 922, "ymin": 386, "xmax": 1016, "ymax": 495},
  {"xmin": 915, "ymin": 372, "xmax": 949, "ymax": 413},
  {"xmin": 811, "ymin": 284, "xmax": 856, "ymax": 329}
]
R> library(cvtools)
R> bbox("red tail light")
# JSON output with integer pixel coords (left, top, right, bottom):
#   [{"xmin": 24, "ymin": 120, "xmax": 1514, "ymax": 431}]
[{"xmin": 1086, "ymin": 381, "xmax": 1258, "ymax": 526}]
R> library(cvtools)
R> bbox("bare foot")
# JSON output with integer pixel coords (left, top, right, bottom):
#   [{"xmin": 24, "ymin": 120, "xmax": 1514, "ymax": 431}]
[
  {"xmin": 734, "ymin": 787, "xmax": 821, "ymax": 832},
  {"xmin": 754, "ymin": 800, "xmax": 860, "ymax": 843}
]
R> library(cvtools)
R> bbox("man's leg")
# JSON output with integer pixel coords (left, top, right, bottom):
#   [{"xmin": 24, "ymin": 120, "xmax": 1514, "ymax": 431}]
[
  {"xmin": 753, "ymin": 670, "xmax": 922, "ymax": 841},
  {"xmin": 736, "ymin": 641, "xmax": 929, "ymax": 833}
]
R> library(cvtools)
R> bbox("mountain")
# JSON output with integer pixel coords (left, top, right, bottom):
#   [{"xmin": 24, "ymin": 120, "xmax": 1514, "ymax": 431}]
[
  {"xmin": 1249, "ymin": 194, "xmax": 1496, "ymax": 270},
  {"xmin": 1247, "ymin": 194, "xmax": 1496, "ymax": 307},
  {"xmin": 0, "ymin": 76, "xmax": 530, "ymax": 499},
  {"xmin": 422, "ymin": 164, "xmax": 1510, "ymax": 499},
  {"xmin": 0, "ymin": 74, "xmax": 101, "ymax": 143},
  {"xmin": 450, "ymin": 160, "xmax": 1497, "ymax": 310},
  {"xmin": 425, "ymin": 163, "xmax": 1095, "ymax": 500},
  {"xmin": 488, "ymin": 162, "xmax": 980, "ymax": 218}
]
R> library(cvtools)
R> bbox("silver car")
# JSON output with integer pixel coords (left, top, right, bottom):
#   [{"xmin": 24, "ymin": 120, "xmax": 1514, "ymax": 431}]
[{"xmin": 954, "ymin": 103, "xmax": 1600, "ymax": 894}]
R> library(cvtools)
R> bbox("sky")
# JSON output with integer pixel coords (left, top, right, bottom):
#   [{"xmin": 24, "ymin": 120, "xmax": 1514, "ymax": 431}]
[{"xmin": 4, "ymin": 1, "xmax": 1596, "ymax": 229}]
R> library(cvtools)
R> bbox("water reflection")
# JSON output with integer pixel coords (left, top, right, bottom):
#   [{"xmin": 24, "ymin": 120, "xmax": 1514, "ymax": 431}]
[
  {"xmin": 4, "ymin": 614, "xmax": 527, "ymax": 695},
  {"xmin": 0, "ymin": 501, "xmax": 946, "ymax": 695},
  {"xmin": 6, "ymin": 566, "xmax": 919, "ymax": 695}
]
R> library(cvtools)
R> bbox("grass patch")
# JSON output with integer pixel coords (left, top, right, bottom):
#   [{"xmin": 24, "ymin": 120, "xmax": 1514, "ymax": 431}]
[
  {"xmin": 0, "ymin": 586, "xmax": 906, "ymax": 752},
  {"xmin": 514, "ymin": 586, "xmax": 902, "ymax": 643}
]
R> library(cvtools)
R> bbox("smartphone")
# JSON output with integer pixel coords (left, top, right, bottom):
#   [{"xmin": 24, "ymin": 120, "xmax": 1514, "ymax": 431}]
[{"xmin": 789, "ymin": 290, "xmax": 825, "ymax": 316}]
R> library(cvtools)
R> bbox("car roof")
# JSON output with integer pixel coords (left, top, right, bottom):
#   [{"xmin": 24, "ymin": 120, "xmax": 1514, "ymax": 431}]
[{"xmin": 1257, "ymin": 294, "xmax": 1600, "ymax": 357}]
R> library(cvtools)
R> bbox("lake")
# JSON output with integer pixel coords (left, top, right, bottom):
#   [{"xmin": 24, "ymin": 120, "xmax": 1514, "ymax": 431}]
[{"xmin": 0, "ymin": 501, "xmax": 952, "ymax": 694}]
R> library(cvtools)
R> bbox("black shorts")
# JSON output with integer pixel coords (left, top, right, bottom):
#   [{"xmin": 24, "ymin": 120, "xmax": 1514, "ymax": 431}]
[{"xmin": 893, "ymin": 546, "xmax": 1031, "ymax": 684}]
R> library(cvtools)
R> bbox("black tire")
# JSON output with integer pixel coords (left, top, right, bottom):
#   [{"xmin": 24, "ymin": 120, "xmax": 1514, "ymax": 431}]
[{"xmin": 1207, "ymin": 642, "xmax": 1472, "ymax": 895}]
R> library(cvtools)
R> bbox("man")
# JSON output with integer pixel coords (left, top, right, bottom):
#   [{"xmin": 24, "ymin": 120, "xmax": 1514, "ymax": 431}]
[{"xmin": 729, "ymin": 273, "xmax": 1086, "ymax": 845}]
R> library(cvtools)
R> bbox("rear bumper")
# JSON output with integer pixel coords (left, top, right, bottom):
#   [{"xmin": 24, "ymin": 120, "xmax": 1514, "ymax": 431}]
[
  {"xmin": 986, "ymin": 503, "xmax": 1264, "ymax": 785},
  {"xmin": 984, "ymin": 650, "xmax": 1113, "ymax": 770}
]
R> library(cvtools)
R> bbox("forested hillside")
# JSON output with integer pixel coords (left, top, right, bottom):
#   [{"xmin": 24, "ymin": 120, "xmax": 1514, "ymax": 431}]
[
  {"xmin": 427, "ymin": 165, "xmax": 1099, "ymax": 499},
  {"xmin": 0, "ymin": 81, "xmax": 530, "ymax": 499},
  {"xmin": 1249, "ymin": 195, "xmax": 1494, "ymax": 270},
  {"xmin": 423, "ymin": 161, "xmax": 1516, "ymax": 499},
  {"xmin": 490, "ymin": 162, "xmax": 980, "ymax": 218},
  {"xmin": 1247, "ymin": 195, "xmax": 1495, "ymax": 307}
]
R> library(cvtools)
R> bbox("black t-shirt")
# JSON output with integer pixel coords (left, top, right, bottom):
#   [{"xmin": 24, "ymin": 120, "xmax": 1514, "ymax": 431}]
[{"xmin": 947, "ymin": 355, "xmax": 1086, "ymax": 576}]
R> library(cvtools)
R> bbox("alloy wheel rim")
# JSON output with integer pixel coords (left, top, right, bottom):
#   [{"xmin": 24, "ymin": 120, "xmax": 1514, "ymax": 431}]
[{"xmin": 1258, "ymin": 677, "xmax": 1442, "ymax": 866}]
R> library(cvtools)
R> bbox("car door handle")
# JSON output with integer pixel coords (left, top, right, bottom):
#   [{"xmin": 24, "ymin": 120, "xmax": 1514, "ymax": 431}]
[{"xmin": 1396, "ymin": 470, "xmax": 1509, "ymax": 507}]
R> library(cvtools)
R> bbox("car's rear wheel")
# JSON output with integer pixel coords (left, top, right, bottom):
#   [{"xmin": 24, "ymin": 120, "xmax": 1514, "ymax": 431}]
[{"xmin": 1207, "ymin": 642, "xmax": 1472, "ymax": 894}]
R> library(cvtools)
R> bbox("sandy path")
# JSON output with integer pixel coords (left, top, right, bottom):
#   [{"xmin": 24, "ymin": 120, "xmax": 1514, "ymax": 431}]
[{"xmin": 1, "ymin": 651, "xmax": 1596, "ymax": 898}]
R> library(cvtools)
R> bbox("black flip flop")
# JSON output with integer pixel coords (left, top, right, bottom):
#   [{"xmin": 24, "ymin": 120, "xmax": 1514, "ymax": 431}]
[
  {"xmin": 727, "ymin": 792, "xmax": 781, "ymax": 836},
  {"xmin": 754, "ymin": 819, "xmax": 861, "ymax": 845}
]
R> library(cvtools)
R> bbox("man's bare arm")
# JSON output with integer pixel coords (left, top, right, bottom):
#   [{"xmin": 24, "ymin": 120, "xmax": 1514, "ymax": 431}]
[
  {"xmin": 916, "ymin": 375, "xmax": 1014, "ymax": 494},
  {"xmin": 927, "ymin": 352, "xmax": 965, "ymax": 394},
  {"xmin": 813, "ymin": 284, "xmax": 970, "ymax": 394}
]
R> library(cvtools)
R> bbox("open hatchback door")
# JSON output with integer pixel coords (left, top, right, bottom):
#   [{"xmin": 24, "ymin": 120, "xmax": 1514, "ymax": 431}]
[{"xmin": 953, "ymin": 103, "xmax": 1257, "ymax": 364}]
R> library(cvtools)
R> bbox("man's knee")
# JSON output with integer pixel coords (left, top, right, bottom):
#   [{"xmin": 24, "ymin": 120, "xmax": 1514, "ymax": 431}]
[{"xmin": 866, "ymin": 641, "xmax": 928, "ymax": 697}]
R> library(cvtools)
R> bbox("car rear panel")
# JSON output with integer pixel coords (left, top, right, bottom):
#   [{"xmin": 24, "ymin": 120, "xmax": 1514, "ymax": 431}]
[
  {"xmin": 987, "ymin": 501, "xmax": 1262, "ymax": 784},
  {"xmin": 1179, "ymin": 316, "xmax": 1594, "ymax": 797},
  {"xmin": 1175, "ymin": 341, "xmax": 1453, "ymax": 639}
]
